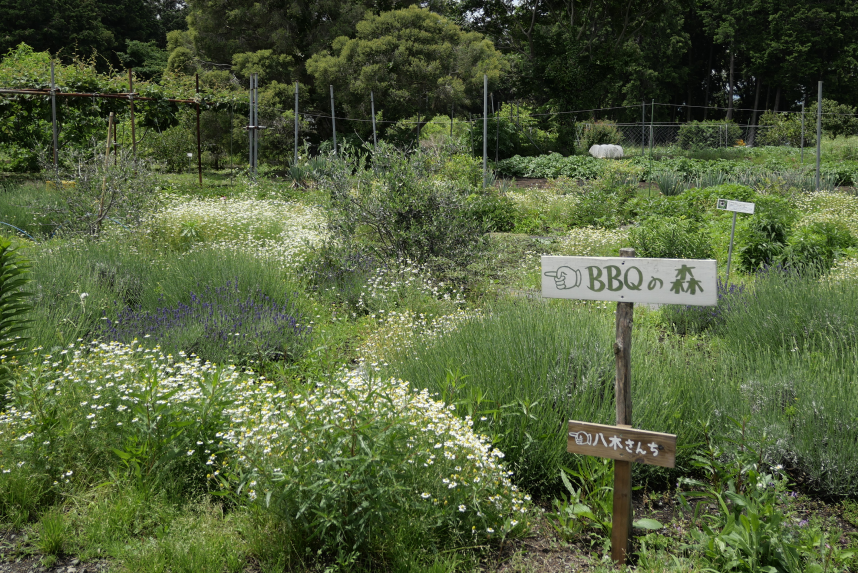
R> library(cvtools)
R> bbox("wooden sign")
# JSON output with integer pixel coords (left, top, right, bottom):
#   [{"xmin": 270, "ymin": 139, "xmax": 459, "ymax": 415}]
[
  {"xmin": 567, "ymin": 421, "xmax": 676, "ymax": 468},
  {"xmin": 716, "ymin": 198, "xmax": 755, "ymax": 214},
  {"xmin": 542, "ymin": 256, "xmax": 717, "ymax": 306}
]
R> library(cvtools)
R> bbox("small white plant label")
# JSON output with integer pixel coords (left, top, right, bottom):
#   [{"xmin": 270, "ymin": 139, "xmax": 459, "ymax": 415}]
[
  {"xmin": 716, "ymin": 198, "xmax": 755, "ymax": 214},
  {"xmin": 542, "ymin": 256, "xmax": 717, "ymax": 306}
]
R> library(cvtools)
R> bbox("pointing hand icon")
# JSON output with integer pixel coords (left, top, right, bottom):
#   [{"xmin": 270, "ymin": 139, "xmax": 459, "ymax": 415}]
[{"xmin": 544, "ymin": 266, "xmax": 581, "ymax": 290}]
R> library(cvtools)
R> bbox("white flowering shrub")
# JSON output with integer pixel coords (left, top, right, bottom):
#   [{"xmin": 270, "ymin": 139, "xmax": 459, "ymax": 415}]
[
  {"xmin": 218, "ymin": 372, "xmax": 531, "ymax": 563},
  {"xmin": 145, "ymin": 195, "xmax": 325, "ymax": 269},
  {"xmin": 356, "ymin": 259, "xmax": 465, "ymax": 313},
  {"xmin": 0, "ymin": 341, "xmax": 246, "ymax": 494}
]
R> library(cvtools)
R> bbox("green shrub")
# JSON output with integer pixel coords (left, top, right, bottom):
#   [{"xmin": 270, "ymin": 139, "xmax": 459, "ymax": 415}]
[
  {"xmin": 628, "ymin": 217, "xmax": 714, "ymax": 259},
  {"xmin": 578, "ymin": 121, "xmax": 622, "ymax": 150},
  {"xmin": 322, "ymin": 143, "xmax": 489, "ymax": 274},
  {"xmin": 780, "ymin": 220, "xmax": 857, "ymax": 272},
  {"xmin": 736, "ymin": 196, "xmax": 797, "ymax": 272},
  {"xmin": 382, "ymin": 299, "xmax": 714, "ymax": 495},
  {"xmin": 221, "ymin": 372, "xmax": 532, "ymax": 566},
  {"xmin": 756, "ymin": 111, "xmax": 815, "ymax": 147},
  {"xmin": 677, "ymin": 121, "xmax": 743, "ymax": 150},
  {"xmin": 467, "ymin": 189, "xmax": 517, "ymax": 232}
]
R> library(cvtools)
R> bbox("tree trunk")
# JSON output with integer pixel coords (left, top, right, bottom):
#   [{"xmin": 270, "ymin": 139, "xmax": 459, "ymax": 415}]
[
  {"xmin": 774, "ymin": 87, "xmax": 781, "ymax": 113},
  {"xmin": 750, "ymin": 76, "xmax": 762, "ymax": 146},
  {"xmin": 765, "ymin": 83, "xmax": 771, "ymax": 111},
  {"xmin": 726, "ymin": 45, "xmax": 735, "ymax": 120},
  {"xmin": 703, "ymin": 42, "xmax": 714, "ymax": 120}
]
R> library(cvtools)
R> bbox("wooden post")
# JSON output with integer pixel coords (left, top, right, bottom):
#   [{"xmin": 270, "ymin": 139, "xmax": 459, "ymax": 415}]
[
  {"xmin": 196, "ymin": 73, "xmax": 202, "ymax": 185},
  {"xmin": 611, "ymin": 247, "xmax": 635, "ymax": 565}
]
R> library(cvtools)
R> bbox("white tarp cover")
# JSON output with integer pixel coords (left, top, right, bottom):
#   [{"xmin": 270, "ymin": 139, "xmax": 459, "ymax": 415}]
[{"xmin": 588, "ymin": 144, "xmax": 624, "ymax": 159}]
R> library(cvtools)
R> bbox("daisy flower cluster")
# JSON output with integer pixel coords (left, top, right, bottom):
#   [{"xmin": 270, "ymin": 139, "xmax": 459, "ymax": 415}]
[
  {"xmin": 356, "ymin": 259, "xmax": 465, "ymax": 312},
  {"xmin": 145, "ymin": 195, "xmax": 325, "ymax": 268},
  {"xmin": 358, "ymin": 309, "xmax": 480, "ymax": 369},
  {"xmin": 555, "ymin": 226, "xmax": 628, "ymax": 256},
  {"xmin": 217, "ymin": 371, "xmax": 531, "ymax": 551},
  {"xmin": 0, "ymin": 340, "xmax": 249, "ymax": 483},
  {"xmin": 825, "ymin": 257, "xmax": 858, "ymax": 284},
  {"xmin": 794, "ymin": 191, "xmax": 858, "ymax": 238}
]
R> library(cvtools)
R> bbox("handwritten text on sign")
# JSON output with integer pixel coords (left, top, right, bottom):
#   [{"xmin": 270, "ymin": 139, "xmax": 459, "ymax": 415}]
[
  {"xmin": 567, "ymin": 421, "xmax": 677, "ymax": 468},
  {"xmin": 542, "ymin": 256, "xmax": 717, "ymax": 306}
]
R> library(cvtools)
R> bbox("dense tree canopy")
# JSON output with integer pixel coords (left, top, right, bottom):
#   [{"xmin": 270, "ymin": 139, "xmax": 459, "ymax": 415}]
[
  {"xmin": 306, "ymin": 6, "xmax": 508, "ymax": 124},
  {"xmin": 2, "ymin": 0, "xmax": 858, "ymax": 129}
]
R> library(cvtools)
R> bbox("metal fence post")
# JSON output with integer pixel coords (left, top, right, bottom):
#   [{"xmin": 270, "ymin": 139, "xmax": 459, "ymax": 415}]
[
  {"xmin": 370, "ymin": 90, "xmax": 377, "ymax": 152},
  {"xmin": 330, "ymin": 85, "xmax": 337, "ymax": 155},
  {"xmin": 50, "ymin": 60, "xmax": 59, "ymax": 172},
  {"xmin": 800, "ymin": 99, "xmax": 805, "ymax": 164},
  {"xmin": 195, "ymin": 72, "xmax": 202, "ymax": 185},
  {"xmin": 483, "ymin": 74, "xmax": 488, "ymax": 188},
  {"xmin": 129, "ymin": 69, "xmax": 138, "ymax": 159},
  {"xmin": 641, "ymin": 100, "xmax": 645, "ymax": 157},
  {"xmin": 816, "ymin": 81, "xmax": 822, "ymax": 191},
  {"xmin": 294, "ymin": 81, "xmax": 299, "ymax": 165}
]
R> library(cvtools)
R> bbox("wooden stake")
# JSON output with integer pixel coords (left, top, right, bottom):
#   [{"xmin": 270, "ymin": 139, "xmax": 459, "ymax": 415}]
[{"xmin": 611, "ymin": 247, "xmax": 635, "ymax": 565}]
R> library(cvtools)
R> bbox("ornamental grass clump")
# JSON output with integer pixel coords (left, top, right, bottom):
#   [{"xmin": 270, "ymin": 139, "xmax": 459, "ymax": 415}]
[{"xmin": 218, "ymin": 372, "xmax": 531, "ymax": 567}]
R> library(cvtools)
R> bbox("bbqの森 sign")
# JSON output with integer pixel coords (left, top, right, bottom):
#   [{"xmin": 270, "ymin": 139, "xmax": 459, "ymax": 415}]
[{"xmin": 542, "ymin": 256, "xmax": 717, "ymax": 306}]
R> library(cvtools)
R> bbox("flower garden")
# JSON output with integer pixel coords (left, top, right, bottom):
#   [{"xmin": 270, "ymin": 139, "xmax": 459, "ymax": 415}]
[{"xmin": 1, "ymin": 140, "xmax": 858, "ymax": 572}]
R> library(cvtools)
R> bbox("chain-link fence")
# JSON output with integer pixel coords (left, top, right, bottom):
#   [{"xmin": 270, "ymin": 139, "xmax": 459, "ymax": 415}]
[{"xmin": 576, "ymin": 122, "xmax": 810, "ymax": 157}]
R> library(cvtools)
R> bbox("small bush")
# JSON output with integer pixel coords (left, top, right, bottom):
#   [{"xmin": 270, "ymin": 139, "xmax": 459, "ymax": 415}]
[
  {"xmin": 780, "ymin": 220, "xmax": 857, "ymax": 273},
  {"xmin": 737, "ymin": 196, "xmax": 797, "ymax": 272},
  {"xmin": 677, "ymin": 121, "xmax": 743, "ymax": 150},
  {"xmin": 578, "ymin": 121, "xmax": 622, "ymax": 150},
  {"xmin": 756, "ymin": 111, "xmax": 815, "ymax": 147},
  {"xmin": 628, "ymin": 217, "xmax": 714, "ymax": 259},
  {"xmin": 467, "ymin": 189, "xmax": 517, "ymax": 232},
  {"xmin": 0, "ymin": 237, "xmax": 31, "ymax": 400},
  {"xmin": 321, "ymin": 143, "xmax": 489, "ymax": 275},
  {"xmin": 221, "ymin": 373, "xmax": 532, "ymax": 566}
]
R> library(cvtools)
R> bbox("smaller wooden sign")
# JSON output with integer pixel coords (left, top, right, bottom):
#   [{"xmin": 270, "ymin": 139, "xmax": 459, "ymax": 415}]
[
  {"xmin": 567, "ymin": 421, "xmax": 676, "ymax": 468},
  {"xmin": 716, "ymin": 198, "xmax": 755, "ymax": 214}
]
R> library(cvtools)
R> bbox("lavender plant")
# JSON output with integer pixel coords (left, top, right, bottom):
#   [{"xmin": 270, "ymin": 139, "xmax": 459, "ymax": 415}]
[{"xmin": 103, "ymin": 281, "xmax": 310, "ymax": 366}]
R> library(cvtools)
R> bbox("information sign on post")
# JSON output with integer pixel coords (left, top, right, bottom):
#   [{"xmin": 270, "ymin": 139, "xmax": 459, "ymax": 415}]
[
  {"xmin": 716, "ymin": 199, "xmax": 756, "ymax": 285},
  {"xmin": 542, "ymin": 250, "xmax": 715, "ymax": 565}
]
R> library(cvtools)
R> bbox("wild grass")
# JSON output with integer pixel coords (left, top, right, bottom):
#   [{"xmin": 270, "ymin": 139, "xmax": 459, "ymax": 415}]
[
  {"xmin": 0, "ymin": 180, "xmax": 65, "ymax": 239},
  {"xmin": 383, "ymin": 270, "xmax": 858, "ymax": 497}
]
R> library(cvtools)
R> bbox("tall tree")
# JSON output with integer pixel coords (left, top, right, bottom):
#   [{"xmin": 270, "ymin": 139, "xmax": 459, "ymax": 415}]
[{"xmin": 306, "ymin": 6, "xmax": 508, "ymax": 123}]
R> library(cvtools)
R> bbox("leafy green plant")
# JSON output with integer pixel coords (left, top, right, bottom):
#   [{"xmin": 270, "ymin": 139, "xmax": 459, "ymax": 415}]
[
  {"xmin": 756, "ymin": 111, "xmax": 815, "ymax": 147},
  {"xmin": 578, "ymin": 121, "xmax": 622, "ymax": 150},
  {"xmin": 677, "ymin": 121, "xmax": 743, "ymax": 150},
  {"xmin": 678, "ymin": 420, "xmax": 803, "ymax": 573},
  {"xmin": 321, "ymin": 142, "xmax": 490, "ymax": 275},
  {"xmin": 219, "ymin": 372, "xmax": 532, "ymax": 568},
  {"xmin": 0, "ymin": 237, "xmax": 32, "ymax": 399},
  {"xmin": 780, "ymin": 220, "xmax": 857, "ymax": 273},
  {"xmin": 629, "ymin": 217, "xmax": 713, "ymax": 259}
]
